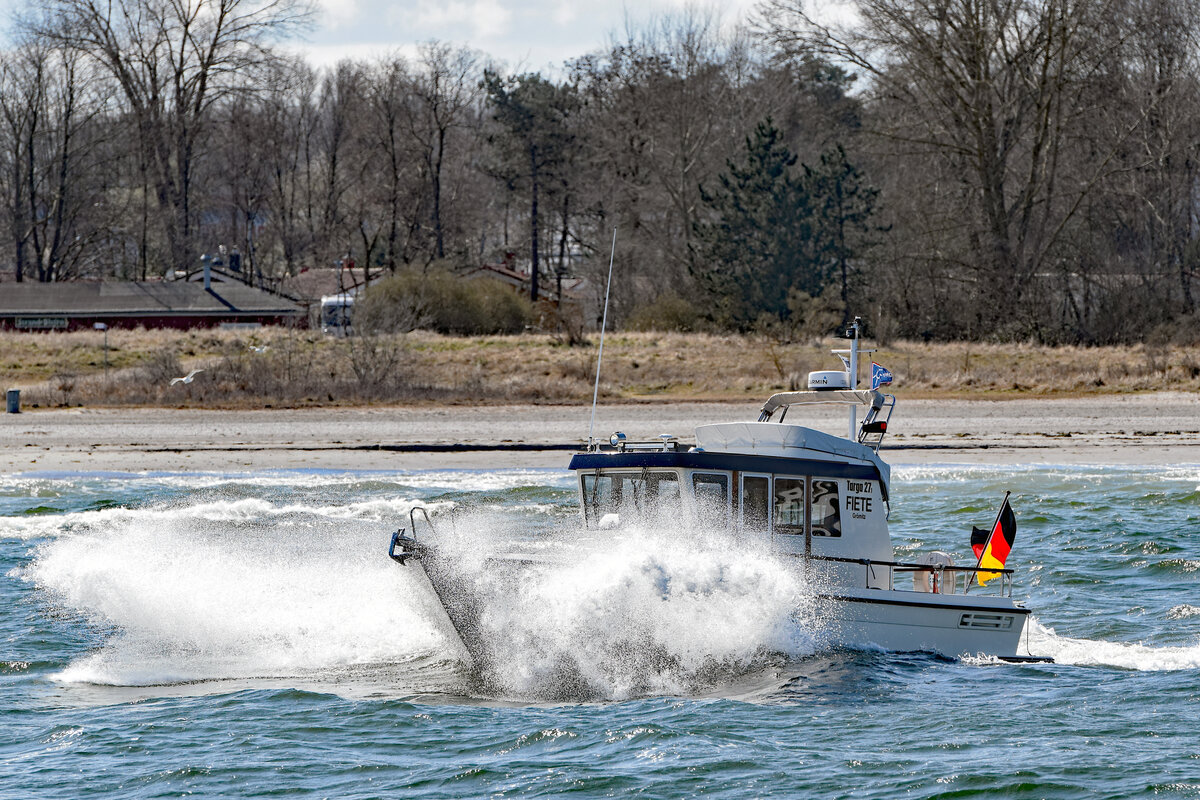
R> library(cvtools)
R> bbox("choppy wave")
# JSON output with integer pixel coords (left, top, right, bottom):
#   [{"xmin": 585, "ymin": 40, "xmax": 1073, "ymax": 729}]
[
  {"xmin": 0, "ymin": 468, "xmax": 570, "ymax": 494},
  {"xmin": 9, "ymin": 465, "xmax": 1200, "ymax": 700},
  {"xmin": 7, "ymin": 464, "xmax": 1200, "ymax": 800},
  {"xmin": 1, "ymin": 496, "xmax": 456, "ymax": 541},
  {"xmin": 1167, "ymin": 604, "xmax": 1200, "ymax": 620}
]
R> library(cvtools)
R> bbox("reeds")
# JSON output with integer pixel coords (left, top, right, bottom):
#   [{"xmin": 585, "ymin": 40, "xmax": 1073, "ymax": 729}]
[{"xmin": 4, "ymin": 328, "xmax": 1198, "ymax": 409}]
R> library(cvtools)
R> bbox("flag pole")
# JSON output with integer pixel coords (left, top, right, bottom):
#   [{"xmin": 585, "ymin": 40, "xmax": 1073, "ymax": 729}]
[{"xmin": 965, "ymin": 490, "xmax": 1011, "ymax": 593}]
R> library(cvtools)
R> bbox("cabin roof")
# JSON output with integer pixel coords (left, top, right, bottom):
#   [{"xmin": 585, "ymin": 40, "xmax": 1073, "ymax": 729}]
[
  {"xmin": 694, "ymin": 422, "xmax": 891, "ymax": 493},
  {"xmin": 567, "ymin": 449, "xmax": 885, "ymax": 491},
  {"xmin": 570, "ymin": 420, "xmax": 892, "ymax": 499},
  {"xmin": 760, "ymin": 389, "xmax": 884, "ymax": 418}
]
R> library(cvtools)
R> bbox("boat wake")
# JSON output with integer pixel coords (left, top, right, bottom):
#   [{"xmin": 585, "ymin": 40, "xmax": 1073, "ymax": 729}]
[{"xmin": 1022, "ymin": 619, "xmax": 1200, "ymax": 671}]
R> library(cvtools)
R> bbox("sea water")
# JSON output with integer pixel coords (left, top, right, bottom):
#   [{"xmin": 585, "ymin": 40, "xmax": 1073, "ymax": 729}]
[{"xmin": 1, "ymin": 464, "xmax": 1198, "ymax": 798}]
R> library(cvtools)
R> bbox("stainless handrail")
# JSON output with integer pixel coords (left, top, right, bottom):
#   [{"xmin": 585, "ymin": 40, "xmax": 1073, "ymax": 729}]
[
  {"xmin": 793, "ymin": 553, "xmax": 1014, "ymax": 597},
  {"xmin": 410, "ymin": 505, "xmax": 436, "ymax": 539}
]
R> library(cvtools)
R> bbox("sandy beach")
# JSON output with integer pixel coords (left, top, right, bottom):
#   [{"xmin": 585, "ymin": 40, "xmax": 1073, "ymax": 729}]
[{"xmin": 1, "ymin": 392, "xmax": 1197, "ymax": 473}]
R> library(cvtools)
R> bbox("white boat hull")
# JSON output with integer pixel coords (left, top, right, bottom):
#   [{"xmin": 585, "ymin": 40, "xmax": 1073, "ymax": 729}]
[{"xmin": 818, "ymin": 588, "xmax": 1029, "ymax": 658}]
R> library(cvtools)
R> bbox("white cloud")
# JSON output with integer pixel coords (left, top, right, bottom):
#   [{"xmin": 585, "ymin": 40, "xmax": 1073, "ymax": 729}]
[
  {"xmin": 411, "ymin": 0, "xmax": 514, "ymax": 41},
  {"xmin": 550, "ymin": 0, "xmax": 576, "ymax": 27},
  {"xmin": 282, "ymin": 0, "xmax": 844, "ymax": 76},
  {"xmin": 654, "ymin": 0, "xmax": 755, "ymax": 13},
  {"xmin": 313, "ymin": 0, "xmax": 364, "ymax": 31}
]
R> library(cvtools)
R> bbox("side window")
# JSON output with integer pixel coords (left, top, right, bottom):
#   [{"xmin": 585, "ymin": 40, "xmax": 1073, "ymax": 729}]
[
  {"xmin": 773, "ymin": 477, "xmax": 805, "ymax": 535},
  {"xmin": 741, "ymin": 476, "xmax": 770, "ymax": 533},
  {"xmin": 692, "ymin": 472, "xmax": 730, "ymax": 521},
  {"xmin": 810, "ymin": 479, "xmax": 842, "ymax": 537}
]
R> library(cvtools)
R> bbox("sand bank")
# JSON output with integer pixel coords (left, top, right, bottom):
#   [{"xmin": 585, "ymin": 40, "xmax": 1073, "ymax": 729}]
[{"xmin": 1, "ymin": 393, "xmax": 1198, "ymax": 473}]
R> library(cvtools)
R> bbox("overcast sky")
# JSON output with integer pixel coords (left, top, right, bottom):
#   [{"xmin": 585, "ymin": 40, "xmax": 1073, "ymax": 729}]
[
  {"xmin": 293, "ymin": 0, "xmax": 762, "ymax": 71},
  {"xmin": 0, "ymin": 1, "xmax": 856, "ymax": 73}
]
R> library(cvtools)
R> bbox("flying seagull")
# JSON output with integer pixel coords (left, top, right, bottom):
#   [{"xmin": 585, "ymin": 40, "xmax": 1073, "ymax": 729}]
[
  {"xmin": 170, "ymin": 369, "xmax": 205, "ymax": 386},
  {"xmin": 249, "ymin": 345, "xmax": 269, "ymax": 353}
]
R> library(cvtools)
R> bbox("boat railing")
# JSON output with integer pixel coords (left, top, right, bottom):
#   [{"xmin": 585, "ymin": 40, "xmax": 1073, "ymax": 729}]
[
  {"xmin": 759, "ymin": 389, "xmax": 883, "ymax": 421},
  {"xmin": 388, "ymin": 506, "xmax": 437, "ymax": 564},
  {"xmin": 797, "ymin": 554, "xmax": 1015, "ymax": 597},
  {"xmin": 757, "ymin": 389, "xmax": 895, "ymax": 451},
  {"xmin": 590, "ymin": 433, "xmax": 686, "ymax": 453},
  {"xmin": 410, "ymin": 505, "xmax": 436, "ymax": 538}
]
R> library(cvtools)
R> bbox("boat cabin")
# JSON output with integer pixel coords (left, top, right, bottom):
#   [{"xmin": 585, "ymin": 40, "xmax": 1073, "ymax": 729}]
[{"xmin": 568, "ymin": 390, "xmax": 897, "ymax": 573}]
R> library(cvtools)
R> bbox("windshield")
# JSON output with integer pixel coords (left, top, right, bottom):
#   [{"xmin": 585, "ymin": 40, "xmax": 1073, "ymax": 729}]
[{"xmin": 581, "ymin": 471, "xmax": 681, "ymax": 528}]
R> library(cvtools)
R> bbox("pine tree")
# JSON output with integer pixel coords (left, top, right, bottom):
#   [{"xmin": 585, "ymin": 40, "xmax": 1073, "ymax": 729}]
[
  {"xmin": 693, "ymin": 119, "xmax": 822, "ymax": 328},
  {"xmin": 804, "ymin": 144, "xmax": 880, "ymax": 326}
]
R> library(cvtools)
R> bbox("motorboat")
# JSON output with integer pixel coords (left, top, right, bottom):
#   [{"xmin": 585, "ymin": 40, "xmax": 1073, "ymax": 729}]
[{"xmin": 389, "ymin": 319, "xmax": 1047, "ymax": 664}]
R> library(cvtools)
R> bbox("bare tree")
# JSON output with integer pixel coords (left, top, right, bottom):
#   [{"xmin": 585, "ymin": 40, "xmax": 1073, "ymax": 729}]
[
  {"xmin": 484, "ymin": 70, "xmax": 582, "ymax": 302},
  {"xmin": 35, "ymin": 0, "xmax": 312, "ymax": 274},
  {"xmin": 1107, "ymin": 0, "xmax": 1200, "ymax": 316},
  {"xmin": 760, "ymin": 0, "xmax": 1141, "ymax": 334},
  {"xmin": 259, "ymin": 57, "xmax": 321, "ymax": 277},
  {"xmin": 0, "ymin": 39, "xmax": 113, "ymax": 282},
  {"xmin": 312, "ymin": 61, "xmax": 369, "ymax": 280},
  {"xmin": 364, "ymin": 55, "xmax": 436, "ymax": 271},
  {"xmin": 409, "ymin": 42, "xmax": 483, "ymax": 262},
  {"xmin": 570, "ymin": 11, "xmax": 791, "ymax": 318}
]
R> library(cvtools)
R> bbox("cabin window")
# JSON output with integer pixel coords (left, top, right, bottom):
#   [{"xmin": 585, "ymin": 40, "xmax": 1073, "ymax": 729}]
[
  {"xmin": 741, "ymin": 475, "xmax": 770, "ymax": 533},
  {"xmin": 773, "ymin": 477, "xmax": 806, "ymax": 535},
  {"xmin": 643, "ymin": 472, "xmax": 680, "ymax": 524},
  {"xmin": 691, "ymin": 472, "xmax": 730, "ymax": 521},
  {"xmin": 810, "ymin": 479, "xmax": 842, "ymax": 537},
  {"xmin": 656, "ymin": 474, "xmax": 681, "ymax": 503},
  {"xmin": 581, "ymin": 474, "xmax": 615, "ymax": 526},
  {"xmin": 582, "ymin": 471, "xmax": 681, "ymax": 527}
]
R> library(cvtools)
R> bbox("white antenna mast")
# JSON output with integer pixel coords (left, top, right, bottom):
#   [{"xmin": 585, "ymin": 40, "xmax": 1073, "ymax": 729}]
[
  {"xmin": 587, "ymin": 228, "xmax": 618, "ymax": 449},
  {"xmin": 832, "ymin": 317, "xmax": 870, "ymax": 441},
  {"xmin": 848, "ymin": 317, "xmax": 859, "ymax": 440}
]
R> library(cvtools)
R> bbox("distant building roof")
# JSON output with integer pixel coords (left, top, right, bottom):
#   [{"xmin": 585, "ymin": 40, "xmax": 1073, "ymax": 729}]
[
  {"xmin": 463, "ymin": 262, "xmax": 587, "ymax": 300},
  {"xmin": 278, "ymin": 268, "xmax": 369, "ymax": 302},
  {"xmin": 0, "ymin": 281, "xmax": 305, "ymax": 330}
]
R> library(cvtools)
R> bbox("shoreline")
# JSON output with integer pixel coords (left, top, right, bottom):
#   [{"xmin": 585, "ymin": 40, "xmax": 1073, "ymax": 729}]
[{"xmin": 2, "ymin": 394, "xmax": 1198, "ymax": 473}]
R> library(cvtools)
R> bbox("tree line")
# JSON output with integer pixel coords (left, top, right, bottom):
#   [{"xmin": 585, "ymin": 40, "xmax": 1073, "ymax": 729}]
[{"xmin": 3, "ymin": 0, "xmax": 1199, "ymax": 345}]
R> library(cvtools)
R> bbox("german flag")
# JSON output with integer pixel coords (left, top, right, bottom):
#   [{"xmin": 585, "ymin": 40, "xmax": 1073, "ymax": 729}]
[{"xmin": 972, "ymin": 493, "xmax": 1016, "ymax": 586}]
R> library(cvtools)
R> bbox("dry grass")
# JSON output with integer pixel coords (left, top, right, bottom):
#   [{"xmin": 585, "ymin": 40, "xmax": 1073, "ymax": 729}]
[{"xmin": 2, "ymin": 328, "xmax": 1199, "ymax": 409}]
